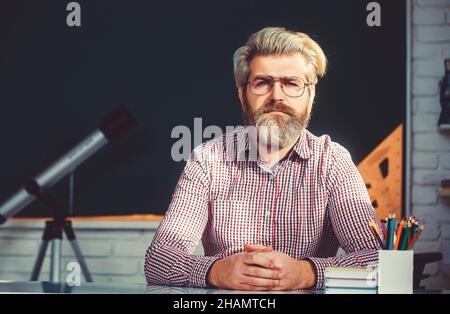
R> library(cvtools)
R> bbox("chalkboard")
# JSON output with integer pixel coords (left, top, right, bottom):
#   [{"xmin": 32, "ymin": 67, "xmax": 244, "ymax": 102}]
[{"xmin": 0, "ymin": 0, "xmax": 406, "ymax": 217}]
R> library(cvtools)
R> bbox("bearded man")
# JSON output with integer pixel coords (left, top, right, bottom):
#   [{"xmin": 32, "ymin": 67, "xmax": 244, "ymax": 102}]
[{"xmin": 145, "ymin": 27, "xmax": 381, "ymax": 290}]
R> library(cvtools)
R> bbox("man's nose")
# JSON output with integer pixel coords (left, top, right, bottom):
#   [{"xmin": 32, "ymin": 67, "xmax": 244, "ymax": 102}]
[{"xmin": 270, "ymin": 81, "xmax": 285, "ymax": 100}]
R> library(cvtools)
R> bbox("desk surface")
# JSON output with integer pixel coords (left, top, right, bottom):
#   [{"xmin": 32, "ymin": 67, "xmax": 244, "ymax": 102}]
[
  {"xmin": 0, "ymin": 281, "xmax": 320, "ymax": 294},
  {"xmin": 0, "ymin": 281, "xmax": 448, "ymax": 294}
]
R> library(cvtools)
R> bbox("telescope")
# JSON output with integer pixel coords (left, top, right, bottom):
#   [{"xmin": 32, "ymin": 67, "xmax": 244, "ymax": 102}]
[
  {"xmin": 0, "ymin": 105, "xmax": 137, "ymax": 283},
  {"xmin": 0, "ymin": 105, "xmax": 136, "ymax": 223}
]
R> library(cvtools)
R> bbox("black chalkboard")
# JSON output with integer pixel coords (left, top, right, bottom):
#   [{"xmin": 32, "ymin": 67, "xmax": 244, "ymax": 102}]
[{"xmin": 0, "ymin": 0, "xmax": 406, "ymax": 217}]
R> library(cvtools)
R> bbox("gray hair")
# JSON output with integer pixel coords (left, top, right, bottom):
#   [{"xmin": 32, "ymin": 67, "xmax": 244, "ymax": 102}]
[{"xmin": 233, "ymin": 27, "xmax": 327, "ymax": 88}]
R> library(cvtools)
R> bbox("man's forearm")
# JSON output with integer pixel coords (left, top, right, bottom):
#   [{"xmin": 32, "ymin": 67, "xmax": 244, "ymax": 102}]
[
  {"xmin": 296, "ymin": 259, "xmax": 316, "ymax": 289},
  {"xmin": 206, "ymin": 259, "xmax": 221, "ymax": 288},
  {"xmin": 145, "ymin": 244, "xmax": 221, "ymax": 288}
]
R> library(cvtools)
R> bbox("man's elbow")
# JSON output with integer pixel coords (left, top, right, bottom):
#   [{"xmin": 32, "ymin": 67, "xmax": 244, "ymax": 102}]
[{"xmin": 144, "ymin": 245, "xmax": 165, "ymax": 285}]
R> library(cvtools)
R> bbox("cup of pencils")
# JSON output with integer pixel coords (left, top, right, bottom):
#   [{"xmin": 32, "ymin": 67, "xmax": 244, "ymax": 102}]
[
  {"xmin": 369, "ymin": 212, "xmax": 424, "ymax": 294},
  {"xmin": 369, "ymin": 213, "xmax": 425, "ymax": 250}
]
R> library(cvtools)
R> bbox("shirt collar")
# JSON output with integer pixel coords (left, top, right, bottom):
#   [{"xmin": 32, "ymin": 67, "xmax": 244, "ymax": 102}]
[
  {"xmin": 291, "ymin": 129, "xmax": 311, "ymax": 160},
  {"xmin": 235, "ymin": 128, "xmax": 311, "ymax": 161}
]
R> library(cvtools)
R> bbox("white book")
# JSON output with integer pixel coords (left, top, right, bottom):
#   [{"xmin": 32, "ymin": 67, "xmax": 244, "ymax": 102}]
[
  {"xmin": 325, "ymin": 278, "xmax": 378, "ymax": 289},
  {"xmin": 324, "ymin": 266, "xmax": 378, "ymax": 280},
  {"xmin": 324, "ymin": 287, "xmax": 377, "ymax": 294}
]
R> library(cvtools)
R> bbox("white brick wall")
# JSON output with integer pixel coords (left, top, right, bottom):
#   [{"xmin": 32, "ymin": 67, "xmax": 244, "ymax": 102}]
[
  {"xmin": 412, "ymin": 152, "xmax": 439, "ymax": 168},
  {"xmin": 412, "ymin": 0, "xmax": 450, "ymax": 289},
  {"xmin": 440, "ymin": 153, "xmax": 450, "ymax": 169},
  {"xmin": 0, "ymin": 221, "xmax": 205, "ymax": 284}
]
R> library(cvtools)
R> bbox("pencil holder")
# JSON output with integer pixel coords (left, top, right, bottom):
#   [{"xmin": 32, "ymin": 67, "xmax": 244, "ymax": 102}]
[{"xmin": 378, "ymin": 250, "xmax": 413, "ymax": 294}]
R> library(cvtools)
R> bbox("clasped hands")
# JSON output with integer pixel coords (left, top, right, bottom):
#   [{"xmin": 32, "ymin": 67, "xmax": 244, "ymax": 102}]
[{"xmin": 207, "ymin": 243, "xmax": 316, "ymax": 291}]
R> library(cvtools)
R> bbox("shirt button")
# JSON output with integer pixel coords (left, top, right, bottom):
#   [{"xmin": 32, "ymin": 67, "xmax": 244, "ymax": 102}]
[{"xmin": 265, "ymin": 211, "xmax": 270, "ymax": 218}]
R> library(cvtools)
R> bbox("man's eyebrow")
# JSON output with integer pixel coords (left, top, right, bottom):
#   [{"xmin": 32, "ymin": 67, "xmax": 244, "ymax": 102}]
[
  {"xmin": 252, "ymin": 74, "xmax": 307, "ymax": 80},
  {"xmin": 253, "ymin": 75, "xmax": 273, "ymax": 79}
]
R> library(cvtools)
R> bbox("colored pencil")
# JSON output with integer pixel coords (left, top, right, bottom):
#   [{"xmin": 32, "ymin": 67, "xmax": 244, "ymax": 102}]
[
  {"xmin": 409, "ymin": 220, "xmax": 417, "ymax": 244},
  {"xmin": 370, "ymin": 223, "xmax": 385, "ymax": 249},
  {"xmin": 397, "ymin": 224, "xmax": 406, "ymax": 251},
  {"xmin": 400, "ymin": 222, "xmax": 411, "ymax": 250},
  {"xmin": 382, "ymin": 217, "xmax": 388, "ymax": 238},
  {"xmin": 379, "ymin": 220, "xmax": 388, "ymax": 240},
  {"xmin": 407, "ymin": 224, "xmax": 425, "ymax": 250},
  {"xmin": 386, "ymin": 213, "xmax": 392, "ymax": 250},
  {"xmin": 388, "ymin": 213, "xmax": 396, "ymax": 250},
  {"xmin": 394, "ymin": 219, "xmax": 405, "ymax": 250}
]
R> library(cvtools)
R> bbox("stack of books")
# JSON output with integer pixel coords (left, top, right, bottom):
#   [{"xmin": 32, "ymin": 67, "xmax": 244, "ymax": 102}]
[{"xmin": 324, "ymin": 266, "xmax": 378, "ymax": 294}]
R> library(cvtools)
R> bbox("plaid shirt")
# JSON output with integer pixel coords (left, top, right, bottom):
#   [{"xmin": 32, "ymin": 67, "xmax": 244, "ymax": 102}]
[{"xmin": 145, "ymin": 128, "xmax": 381, "ymax": 289}]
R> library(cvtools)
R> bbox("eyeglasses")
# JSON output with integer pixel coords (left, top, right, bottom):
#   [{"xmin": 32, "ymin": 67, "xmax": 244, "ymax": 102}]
[{"xmin": 247, "ymin": 76, "xmax": 312, "ymax": 97}]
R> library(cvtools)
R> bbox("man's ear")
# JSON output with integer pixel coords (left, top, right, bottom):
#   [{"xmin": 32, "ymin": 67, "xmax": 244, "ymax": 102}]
[
  {"xmin": 238, "ymin": 87, "xmax": 244, "ymax": 109},
  {"xmin": 308, "ymin": 84, "xmax": 316, "ymax": 106}
]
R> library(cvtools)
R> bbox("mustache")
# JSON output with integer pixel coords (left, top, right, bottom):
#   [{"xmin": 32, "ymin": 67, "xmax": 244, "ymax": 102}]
[{"xmin": 259, "ymin": 100, "xmax": 296, "ymax": 117}]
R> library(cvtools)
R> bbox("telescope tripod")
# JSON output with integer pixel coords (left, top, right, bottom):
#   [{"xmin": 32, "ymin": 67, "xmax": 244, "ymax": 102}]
[{"xmin": 26, "ymin": 179, "xmax": 93, "ymax": 283}]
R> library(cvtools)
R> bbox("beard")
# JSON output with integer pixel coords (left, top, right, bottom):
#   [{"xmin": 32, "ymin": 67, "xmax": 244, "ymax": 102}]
[{"xmin": 242, "ymin": 95, "xmax": 311, "ymax": 150}]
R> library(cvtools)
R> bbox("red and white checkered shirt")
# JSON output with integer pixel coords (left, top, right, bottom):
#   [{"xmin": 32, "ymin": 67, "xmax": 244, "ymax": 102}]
[{"xmin": 145, "ymin": 128, "xmax": 381, "ymax": 289}]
